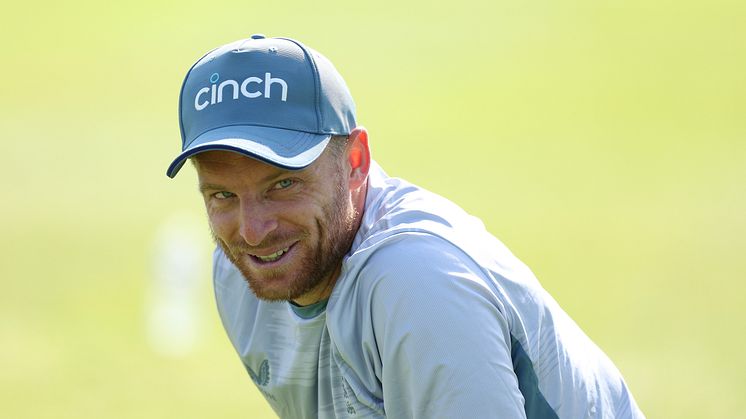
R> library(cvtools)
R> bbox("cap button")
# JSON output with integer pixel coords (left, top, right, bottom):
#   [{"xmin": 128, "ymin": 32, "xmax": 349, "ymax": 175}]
[{"xmin": 250, "ymin": 33, "xmax": 266, "ymax": 40}]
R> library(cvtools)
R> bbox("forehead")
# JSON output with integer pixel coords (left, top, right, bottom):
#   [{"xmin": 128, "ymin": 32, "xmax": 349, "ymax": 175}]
[
  {"xmin": 191, "ymin": 149, "xmax": 340, "ymax": 185},
  {"xmin": 192, "ymin": 150, "xmax": 287, "ymax": 179},
  {"xmin": 193, "ymin": 150, "xmax": 266, "ymax": 168}
]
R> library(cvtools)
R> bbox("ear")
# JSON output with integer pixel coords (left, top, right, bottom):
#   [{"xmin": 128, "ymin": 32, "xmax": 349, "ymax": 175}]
[{"xmin": 346, "ymin": 126, "xmax": 370, "ymax": 190}]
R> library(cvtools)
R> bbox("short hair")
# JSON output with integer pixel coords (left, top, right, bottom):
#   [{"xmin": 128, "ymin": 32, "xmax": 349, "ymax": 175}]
[{"xmin": 325, "ymin": 135, "xmax": 350, "ymax": 159}]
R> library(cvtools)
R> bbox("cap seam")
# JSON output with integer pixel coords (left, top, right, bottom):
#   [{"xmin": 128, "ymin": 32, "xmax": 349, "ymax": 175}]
[{"xmin": 277, "ymin": 37, "xmax": 323, "ymax": 132}]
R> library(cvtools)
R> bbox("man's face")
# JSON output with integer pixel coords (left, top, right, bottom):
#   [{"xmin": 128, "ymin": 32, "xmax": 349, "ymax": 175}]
[{"xmin": 193, "ymin": 147, "xmax": 357, "ymax": 305}]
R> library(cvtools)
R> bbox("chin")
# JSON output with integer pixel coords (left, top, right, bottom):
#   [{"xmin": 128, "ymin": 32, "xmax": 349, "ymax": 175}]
[{"xmin": 239, "ymin": 264, "xmax": 324, "ymax": 302}]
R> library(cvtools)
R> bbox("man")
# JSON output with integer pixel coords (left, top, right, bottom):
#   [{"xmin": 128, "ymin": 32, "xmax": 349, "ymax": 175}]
[{"xmin": 167, "ymin": 34, "xmax": 644, "ymax": 418}]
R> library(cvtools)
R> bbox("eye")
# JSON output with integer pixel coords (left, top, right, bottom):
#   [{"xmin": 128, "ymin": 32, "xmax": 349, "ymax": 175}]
[
  {"xmin": 273, "ymin": 178, "xmax": 295, "ymax": 190},
  {"xmin": 212, "ymin": 191, "xmax": 235, "ymax": 200}
]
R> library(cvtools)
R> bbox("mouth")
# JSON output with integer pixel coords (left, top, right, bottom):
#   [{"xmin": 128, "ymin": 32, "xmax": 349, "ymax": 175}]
[{"xmin": 248, "ymin": 242, "xmax": 297, "ymax": 265}]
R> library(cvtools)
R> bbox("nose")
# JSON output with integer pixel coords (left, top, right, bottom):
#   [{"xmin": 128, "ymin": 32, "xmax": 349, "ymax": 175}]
[{"xmin": 238, "ymin": 200, "xmax": 279, "ymax": 247}]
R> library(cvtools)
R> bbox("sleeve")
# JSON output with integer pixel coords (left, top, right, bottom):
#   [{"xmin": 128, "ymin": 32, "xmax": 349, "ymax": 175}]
[{"xmin": 364, "ymin": 233, "xmax": 528, "ymax": 419}]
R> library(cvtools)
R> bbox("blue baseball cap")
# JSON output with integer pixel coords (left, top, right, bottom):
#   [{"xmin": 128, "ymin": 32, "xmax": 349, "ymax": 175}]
[{"xmin": 166, "ymin": 34, "xmax": 357, "ymax": 178}]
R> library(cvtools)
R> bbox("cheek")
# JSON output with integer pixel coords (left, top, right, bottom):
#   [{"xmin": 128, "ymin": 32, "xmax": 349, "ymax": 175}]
[{"xmin": 207, "ymin": 207, "xmax": 239, "ymax": 238}]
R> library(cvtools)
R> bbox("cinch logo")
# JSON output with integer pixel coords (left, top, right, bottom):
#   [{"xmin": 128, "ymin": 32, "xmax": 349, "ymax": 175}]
[{"xmin": 194, "ymin": 72, "xmax": 288, "ymax": 111}]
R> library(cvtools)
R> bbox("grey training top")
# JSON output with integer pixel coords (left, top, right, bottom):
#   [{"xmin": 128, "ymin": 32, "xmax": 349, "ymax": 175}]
[{"xmin": 213, "ymin": 161, "xmax": 644, "ymax": 418}]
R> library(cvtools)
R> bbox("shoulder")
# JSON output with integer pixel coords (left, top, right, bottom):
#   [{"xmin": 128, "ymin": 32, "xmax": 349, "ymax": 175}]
[
  {"xmin": 362, "ymin": 232, "xmax": 481, "ymax": 284},
  {"xmin": 344, "ymin": 232, "xmax": 504, "ymax": 317},
  {"xmin": 334, "ymin": 233, "xmax": 527, "ymax": 417},
  {"xmin": 329, "ymin": 231, "xmax": 514, "ymax": 370}
]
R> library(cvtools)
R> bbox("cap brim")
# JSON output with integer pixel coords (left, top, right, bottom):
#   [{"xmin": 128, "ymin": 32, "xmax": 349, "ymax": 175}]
[{"xmin": 166, "ymin": 125, "xmax": 331, "ymax": 178}]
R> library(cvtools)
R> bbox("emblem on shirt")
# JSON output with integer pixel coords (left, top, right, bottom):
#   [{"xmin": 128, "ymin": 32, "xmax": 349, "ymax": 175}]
[
  {"xmin": 341, "ymin": 378, "xmax": 357, "ymax": 415},
  {"xmin": 248, "ymin": 359, "xmax": 271, "ymax": 387}
]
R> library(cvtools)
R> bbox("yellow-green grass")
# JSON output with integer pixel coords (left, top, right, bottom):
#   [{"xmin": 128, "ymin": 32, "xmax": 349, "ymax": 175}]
[{"xmin": 1, "ymin": 0, "xmax": 744, "ymax": 417}]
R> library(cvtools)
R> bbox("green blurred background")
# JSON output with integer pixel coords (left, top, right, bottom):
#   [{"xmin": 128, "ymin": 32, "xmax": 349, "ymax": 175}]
[{"xmin": 1, "ymin": 0, "xmax": 744, "ymax": 417}]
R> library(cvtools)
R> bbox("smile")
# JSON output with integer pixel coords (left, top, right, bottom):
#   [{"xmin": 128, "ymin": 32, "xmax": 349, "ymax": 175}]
[
  {"xmin": 248, "ymin": 242, "xmax": 298, "ymax": 265},
  {"xmin": 255, "ymin": 247, "xmax": 290, "ymax": 262}
]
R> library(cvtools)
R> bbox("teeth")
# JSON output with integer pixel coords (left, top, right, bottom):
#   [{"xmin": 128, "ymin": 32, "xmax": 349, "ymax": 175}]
[{"xmin": 256, "ymin": 247, "xmax": 290, "ymax": 262}]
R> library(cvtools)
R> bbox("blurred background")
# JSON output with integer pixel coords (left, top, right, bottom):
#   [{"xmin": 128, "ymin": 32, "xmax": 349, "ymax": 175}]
[{"xmin": 1, "ymin": 0, "xmax": 744, "ymax": 417}]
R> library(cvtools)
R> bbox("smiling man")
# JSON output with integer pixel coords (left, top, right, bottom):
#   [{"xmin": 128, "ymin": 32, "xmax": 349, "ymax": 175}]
[
  {"xmin": 192, "ymin": 138, "xmax": 362, "ymax": 306},
  {"xmin": 167, "ymin": 34, "xmax": 644, "ymax": 418}
]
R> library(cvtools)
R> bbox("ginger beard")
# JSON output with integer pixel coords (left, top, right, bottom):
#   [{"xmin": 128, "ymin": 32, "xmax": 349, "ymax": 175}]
[{"xmin": 211, "ymin": 170, "xmax": 357, "ymax": 303}]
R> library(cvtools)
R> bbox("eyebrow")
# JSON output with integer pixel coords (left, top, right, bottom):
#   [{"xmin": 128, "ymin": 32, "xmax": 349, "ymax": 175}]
[
  {"xmin": 198, "ymin": 183, "xmax": 229, "ymax": 194},
  {"xmin": 197, "ymin": 167, "xmax": 305, "ymax": 194}
]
